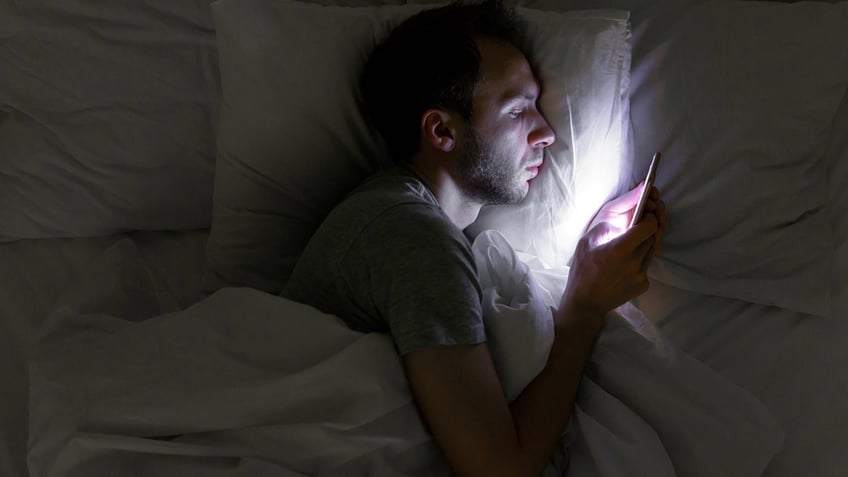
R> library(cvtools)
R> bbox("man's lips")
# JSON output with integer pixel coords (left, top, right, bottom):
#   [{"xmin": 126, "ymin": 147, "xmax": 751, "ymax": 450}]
[{"xmin": 525, "ymin": 160, "xmax": 543, "ymax": 177}]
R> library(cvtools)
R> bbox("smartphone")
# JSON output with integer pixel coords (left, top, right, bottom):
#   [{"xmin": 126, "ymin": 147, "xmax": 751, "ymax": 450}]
[{"xmin": 629, "ymin": 152, "xmax": 661, "ymax": 229}]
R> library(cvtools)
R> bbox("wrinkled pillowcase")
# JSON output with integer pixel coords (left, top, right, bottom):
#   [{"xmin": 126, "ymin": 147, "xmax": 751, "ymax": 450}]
[
  {"xmin": 0, "ymin": 2, "xmax": 219, "ymax": 240},
  {"xmin": 629, "ymin": 1, "xmax": 848, "ymax": 317}
]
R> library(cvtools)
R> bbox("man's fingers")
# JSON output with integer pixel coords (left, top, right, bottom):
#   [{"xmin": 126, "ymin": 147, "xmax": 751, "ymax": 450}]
[
  {"xmin": 613, "ymin": 213, "xmax": 658, "ymax": 250},
  {"xmin": 638, "ymin": 237, "xmax": 655, "ymax": 272},
  {"xmin": 583, "ymin": 220, "xmax": 620, "ymax": 248},
  {"xmin": 645, "ymin": 196, "xmax": 667, "ymax": 245},
  {"xmin": 653, "ymin": 197, "xmax": 667, "ymax": 256},
  {"xmin": 586, "ymin": 220, "xmax": 613, "ymax": 236},
  {"xmin": 646, "ymin": 190, "xmax": 664, "ymax": 211}
]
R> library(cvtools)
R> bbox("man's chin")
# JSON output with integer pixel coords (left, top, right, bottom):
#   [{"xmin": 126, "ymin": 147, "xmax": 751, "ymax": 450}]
[
  {"xmin": 495, "ymin": 184, "xmax": 528, "ymax": 206},
  {"xmin": 468, "ymin": 177, "xmax": 529, "ymax": 206},
  {"xmin": 507, "ymin": 177, "xmax": 531, "ymax": 201}
]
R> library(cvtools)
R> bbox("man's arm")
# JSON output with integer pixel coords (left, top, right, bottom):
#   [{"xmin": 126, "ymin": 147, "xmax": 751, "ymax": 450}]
[
  {"xmin": 403, "ymin": 305, "xmax": 602, "ymax": 477},
  {"xmin": 403, "ymin": 216, "xmax": 659, "ymax": 477}
]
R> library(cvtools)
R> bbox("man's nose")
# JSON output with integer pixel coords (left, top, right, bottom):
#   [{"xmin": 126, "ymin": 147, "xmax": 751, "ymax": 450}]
[{"xmin": 529, "ymin": 115, "xmax": 555, "ymax": 148}]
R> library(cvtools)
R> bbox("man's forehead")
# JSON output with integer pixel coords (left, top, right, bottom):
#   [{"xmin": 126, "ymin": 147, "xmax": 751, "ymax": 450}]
[
  {"xmin": 476, "ymin": 65, "xmax": 540, "ymax": 106},
  {"xmin": 474, "ymin": 36, "xmax": 539, "ymax": 101}
]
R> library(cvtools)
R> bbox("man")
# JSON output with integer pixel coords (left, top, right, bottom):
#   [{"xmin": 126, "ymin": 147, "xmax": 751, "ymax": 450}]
[{"xmin": 283, "ymin": 1, "xmax": 667, "ymax": 476}]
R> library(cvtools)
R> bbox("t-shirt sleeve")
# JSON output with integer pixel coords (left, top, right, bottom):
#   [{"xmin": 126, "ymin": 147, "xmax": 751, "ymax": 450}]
[{"xmin": 342, "ymin": 203, "xmax": 486, "ymax": 355}]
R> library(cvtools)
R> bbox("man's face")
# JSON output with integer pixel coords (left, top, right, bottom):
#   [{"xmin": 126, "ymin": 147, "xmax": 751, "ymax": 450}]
[{"xmin": 456, "ymin": 36, "xmax": 555, "ymax": 206}]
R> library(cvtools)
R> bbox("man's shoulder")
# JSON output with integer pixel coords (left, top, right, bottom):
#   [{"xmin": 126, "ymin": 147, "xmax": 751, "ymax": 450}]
[
  {"xmin": 312, "ymin": 166, "xmax": 474, "ymax": 269},
  {"xmin": 346, "ymin": 163, "xmax": 437, "ymax": 208},
  {"xmin": 326, "ymin": 164, "xmax": 444, "ymax": 231}
]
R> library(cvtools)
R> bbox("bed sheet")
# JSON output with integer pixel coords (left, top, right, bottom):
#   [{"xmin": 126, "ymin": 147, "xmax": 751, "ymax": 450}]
[
  {"xmin": 629, "ymin": 88, "xmax": 848, "ymax": 477},
  {"xmin": 0, "ymin": 230, "xmax": 209, "ymax": 477},
  {"xmin": 26, "ymin": 231, "xmax": 786, "ymax": 477},
  {"xmin": 633, "ymin": 281, "xmax": 848, "ymax": 477}
]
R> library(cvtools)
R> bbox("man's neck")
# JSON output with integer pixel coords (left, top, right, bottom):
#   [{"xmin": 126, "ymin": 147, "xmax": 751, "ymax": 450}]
[{"xmin": 404, "ymin": 160, "xmax": 482, "ymax": 230}]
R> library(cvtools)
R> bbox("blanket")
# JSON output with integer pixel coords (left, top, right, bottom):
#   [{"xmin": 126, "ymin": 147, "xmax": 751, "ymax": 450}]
[{"xmin": 28, "ymin": 232, "xmax": 783, "ymax": 477}]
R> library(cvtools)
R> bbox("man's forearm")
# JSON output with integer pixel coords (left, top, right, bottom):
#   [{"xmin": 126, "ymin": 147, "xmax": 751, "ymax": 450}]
[{"xmin": 507, "ymin": 304, "xmax": 605, "ymax": 474}]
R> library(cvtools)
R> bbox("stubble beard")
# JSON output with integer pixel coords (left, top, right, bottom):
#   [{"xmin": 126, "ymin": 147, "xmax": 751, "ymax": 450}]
[{"xmin": 457, "ymin": 128, "xmax": 537, "ymax": 206}]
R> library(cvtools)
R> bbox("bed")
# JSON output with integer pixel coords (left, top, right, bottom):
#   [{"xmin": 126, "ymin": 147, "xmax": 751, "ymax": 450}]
[{"xmin": 2, "ymin": 0, "xmax": 846, "ymax": 476}]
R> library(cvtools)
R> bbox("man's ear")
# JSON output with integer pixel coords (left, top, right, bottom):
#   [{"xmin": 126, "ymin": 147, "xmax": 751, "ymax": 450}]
[{"xmin": 421, "ymin": 109, "xmax": 457, "ymax": 152}]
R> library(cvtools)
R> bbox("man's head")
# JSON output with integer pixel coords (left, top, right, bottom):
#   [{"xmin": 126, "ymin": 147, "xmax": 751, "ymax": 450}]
[{"xmin": 360, "ymin": 0, "xmax": 555, "ymax": 206}]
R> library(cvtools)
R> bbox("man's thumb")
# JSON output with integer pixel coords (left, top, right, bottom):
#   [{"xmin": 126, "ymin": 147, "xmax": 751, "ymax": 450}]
[{"xmin": 586, "ymin": 221, "xmax": 620, "ymax": 247}]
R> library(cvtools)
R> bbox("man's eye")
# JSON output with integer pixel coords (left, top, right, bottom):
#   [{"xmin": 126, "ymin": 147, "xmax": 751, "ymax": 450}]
[{"xmin": 508, "ymin": 110, "xmax": 523, "ymax": 119}]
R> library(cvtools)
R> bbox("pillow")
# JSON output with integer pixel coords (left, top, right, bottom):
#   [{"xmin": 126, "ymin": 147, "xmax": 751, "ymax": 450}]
[
  {"xmin": 206, "ymin": 0, "xmax": 633, "ymax": 293},
  {"xmin": 627, "ymin": 1, "xmax": 848, "ymax": 317},
  {"xmin": 0, "ymin": 1, "xmax": 220, "ymax": 240}
]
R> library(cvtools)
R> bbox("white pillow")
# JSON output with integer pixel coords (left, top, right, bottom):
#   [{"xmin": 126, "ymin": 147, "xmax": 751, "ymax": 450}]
[
  {"xmin": 0, "ymin": 2, "xmax": 220, "ymax": 240},
  {"xmin": 628, "ymin": 1, "xmax": 848, "ymax": 317},
  {"xmin": 205, "ymin": 0, "xmax": 633, "ymax": 293}
]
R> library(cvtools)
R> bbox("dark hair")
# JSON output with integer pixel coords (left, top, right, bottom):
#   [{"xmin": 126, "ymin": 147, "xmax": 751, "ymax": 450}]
[{"xmin": 360, "ymin": 0, "xmax": 521, "ymax": 162}]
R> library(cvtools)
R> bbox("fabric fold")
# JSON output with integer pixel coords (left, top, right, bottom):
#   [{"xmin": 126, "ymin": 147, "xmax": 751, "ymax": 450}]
[{"xmin": 29, "ymin": 229, "xmax": 783, "ymax": 477}]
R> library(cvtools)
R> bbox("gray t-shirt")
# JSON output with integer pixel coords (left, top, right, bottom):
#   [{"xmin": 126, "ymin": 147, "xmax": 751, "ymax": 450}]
[{"xmin": 282, "ymin": 164, "xmax": 486, "ymax": 355}]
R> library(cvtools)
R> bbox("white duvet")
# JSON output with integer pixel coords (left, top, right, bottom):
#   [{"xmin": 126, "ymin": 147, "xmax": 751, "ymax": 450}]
[{"xmin": 29, "ymin": 231, "xmax": 783, "ymax": 477}]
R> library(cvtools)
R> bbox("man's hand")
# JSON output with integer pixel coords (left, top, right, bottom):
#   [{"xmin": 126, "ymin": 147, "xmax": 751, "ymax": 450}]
[
  {"xmin": 587, "ymin": 182, "xmax": 667, "ymax": 257},
  {"xmin": 402, "ymin": 214, "xmax": 663, "ymax": 477},
  {"xmin": 562, "ymin": 213, "xmax": 659, "ymax": 320}
]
